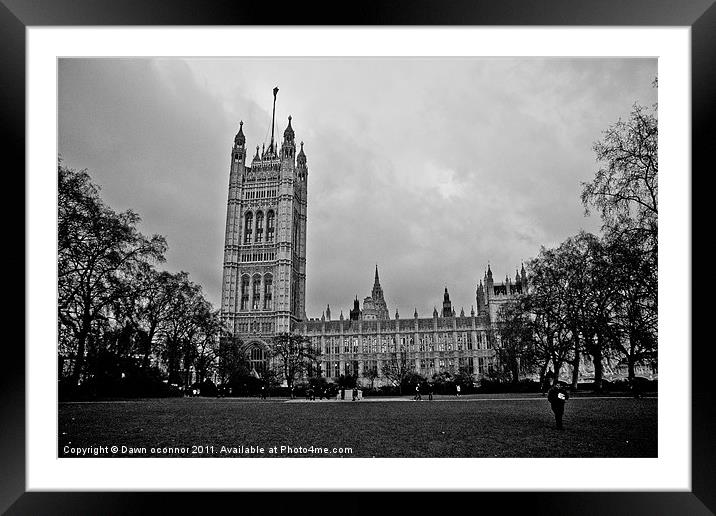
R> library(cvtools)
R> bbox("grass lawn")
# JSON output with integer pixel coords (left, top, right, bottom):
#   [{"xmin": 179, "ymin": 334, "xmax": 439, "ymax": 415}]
[{"xmin": 58, "ymin": 394, "xmax": 657, "ymax": 458}]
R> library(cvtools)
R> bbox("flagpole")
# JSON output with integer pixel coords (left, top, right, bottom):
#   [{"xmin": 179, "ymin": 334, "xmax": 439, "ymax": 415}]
[{"xmin": 271, "ymin": 86, "xmax": 278, "ymax": 151}]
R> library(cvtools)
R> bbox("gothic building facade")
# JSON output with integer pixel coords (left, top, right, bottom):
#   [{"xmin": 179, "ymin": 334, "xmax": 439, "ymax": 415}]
[
  {"xmin": 299, "ymin": 265, "xmax": 527, "ymax": 386},
  {"xmin": 220, "ymin": 88, "xmax": 307, "ymax": 369},
  {"xmin": 220, "ymin": 91, "xmax": 525, "ymax": 385}
]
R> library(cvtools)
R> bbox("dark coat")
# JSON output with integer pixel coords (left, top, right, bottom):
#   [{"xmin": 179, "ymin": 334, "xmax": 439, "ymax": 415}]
[{"xmin": 547, "ymin": 385, "xmax": 569, "ymax": 406}]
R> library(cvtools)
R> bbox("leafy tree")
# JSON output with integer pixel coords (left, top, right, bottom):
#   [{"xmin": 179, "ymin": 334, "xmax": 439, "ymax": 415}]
[
  {"xmin": 192, "ymin": 306, "xmax": 223, "ymax": 384},
  {"xmin": 157, "ymin": 272, "xmax": 205, "ymax": 387},
  {"xmin": 452, "ymin": 367, "xmax": 475, "ymax": 391},
  {"xmin": 58, "ymin": 163, "xmax": 167, "ymax": 386},
  {"xmin": 494, "ymin": 301, "xmax": 536, "ymax": 384},
  {"xmin": 218, "ymin": 335, "xmax": 246, "ymax": 385},
  {"xmin": 336, "ymin": 373, "xmax": 358, "ymax": 389},
  {"xmin": 524, "ymin": 249, "xmax": 574, "ymax": 387},
  {"xmin": 431, "ymin": 371, "xmax": 454, "ymax": 394}
]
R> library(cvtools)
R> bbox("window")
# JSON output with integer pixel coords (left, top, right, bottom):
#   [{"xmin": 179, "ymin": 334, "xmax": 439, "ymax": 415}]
[
  {"xmin": 240, "ymin": 276, "xmax": 249, "ymax": 310},
  {"xmin": 255, "ymin": 211, "xmax": 264, "ymax": 243},
  {"xmin": 266, "ymin": 211, "xmax": 275, "ymax": 242},
  {"xmin": 244, "ymin": 212, "xmax": 253, "ymax": 243},
  {"xmin": 248, "ymin": 346, "xmax": 266, "ymax": 373},
  {"xmin": 263, "ymin": 275, "xmax": 273, "ymax": 310},
  {"xmin": 252, "ymin": 276, "xmax": 261, "ymax": 310}
]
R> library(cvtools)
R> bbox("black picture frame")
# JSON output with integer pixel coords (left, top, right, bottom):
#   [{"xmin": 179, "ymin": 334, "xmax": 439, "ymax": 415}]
[{"xmin": 5, "ymin": 0, "xmax": 713, "ymax": 513}]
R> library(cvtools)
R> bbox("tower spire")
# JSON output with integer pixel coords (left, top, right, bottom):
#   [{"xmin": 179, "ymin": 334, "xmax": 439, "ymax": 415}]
[
  {"xmin": 270, "ymin": 86, "xmax": 279, "ymax": 150},
  {"xmin": 374, "ymin": 264, "xmax": 380, "ymax": 286}
]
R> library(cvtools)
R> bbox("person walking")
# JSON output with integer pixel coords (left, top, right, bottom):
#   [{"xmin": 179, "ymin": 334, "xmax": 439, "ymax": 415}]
[
  {"xmin": 352, "ymin": 386, "xmax": 358, "ymax": 401},
  {"xmin": 414, "ymin": 384, "xmax": 422, "ymax": 401},
  {"xmin": 547, "ymin": 382, "xmax": 570, "ymax": 430},
  {"xmin": 456, "ymin": 384, "xmax": 461, "ymax": 398},
  {"xmin": 428, "ymin": 383, "xmax": 434, "ymax": 401}
]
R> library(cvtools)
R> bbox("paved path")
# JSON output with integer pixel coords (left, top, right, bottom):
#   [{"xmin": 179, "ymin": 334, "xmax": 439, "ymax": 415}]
[{"xmin": 284, "ymin": 396, "xmax": 642, "ymax": 403}]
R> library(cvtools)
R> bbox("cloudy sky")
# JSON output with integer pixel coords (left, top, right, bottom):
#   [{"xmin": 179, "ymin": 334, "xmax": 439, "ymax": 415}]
[{"xmin": 58, "ymin": 57, "xmax": 656, "ymax": 318}]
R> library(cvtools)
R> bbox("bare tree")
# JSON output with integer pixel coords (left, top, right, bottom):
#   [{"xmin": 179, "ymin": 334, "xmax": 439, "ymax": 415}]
[
  {"xmin": 381, "ymin": 352, "xmax": 413, "ymax": 394},
  {"xmin": 582, "ymin": 91, "xmax": 658, "ymax": 381},
  {"xmin": 269, "ymin": 332, "xmax": 321, "ymax": 391},
  {"xmin": 362, "ymin": 366, "xmax": 379, "ymax": 391}
]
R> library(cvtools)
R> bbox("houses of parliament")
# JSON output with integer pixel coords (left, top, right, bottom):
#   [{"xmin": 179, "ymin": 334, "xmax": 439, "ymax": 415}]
[{"xmin": 220, "ymin": 90, "xmax": 526, "ymax": 385}]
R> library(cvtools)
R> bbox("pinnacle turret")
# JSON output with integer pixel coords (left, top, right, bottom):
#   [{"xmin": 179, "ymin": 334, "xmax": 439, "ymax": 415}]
[{"xmin": 234, "ymin": 120, "xmax": 245, "ymax": 146}]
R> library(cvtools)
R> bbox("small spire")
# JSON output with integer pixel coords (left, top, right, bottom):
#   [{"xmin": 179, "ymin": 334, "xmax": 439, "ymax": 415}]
[
  {"xmin": 234, "ymin": 120, "xmax": 245, "ymax": 145},
  {"xmin": 284, "ymin": 115, "xmax": 294, "ymax": 139},
  {"xmin": 395, "ymin": 309, "xmax": 400, "ymax": 319},
  {"xmin": 471, "ymin": 305, "xmax": 475, "ymax": 317},
  {"xmin": 339, "ymin": 310, "xmax": 344, "ymax": 321},
  {"xmin": 460, "ymin": 307, "xmax": 465, "ymax": 317},
  {"xmin": 414, "ymin": 307, "xmax": 418, "ymax": 318},
  {"xmin": 433, "ymin": 306, "xmax": 438, "ymax": 317}
]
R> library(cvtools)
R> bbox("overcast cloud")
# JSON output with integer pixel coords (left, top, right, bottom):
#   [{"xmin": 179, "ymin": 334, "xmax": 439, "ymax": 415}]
[{"xmin": 58, "ymin": 57, "xmax": 657, "ymax": 319}]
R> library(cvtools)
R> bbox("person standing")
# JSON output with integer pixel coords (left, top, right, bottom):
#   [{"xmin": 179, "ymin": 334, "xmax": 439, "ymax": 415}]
[
  {"xmin": 428, "ymin": 383, "xmax": 434, "ymax": 401},
  {"xmin": 547, "ymin": 382, "xmax": 570, "ymax": 430},
  {"xmin": 456, "ymin": 384, "xmax": 461, "ymax": 398}
]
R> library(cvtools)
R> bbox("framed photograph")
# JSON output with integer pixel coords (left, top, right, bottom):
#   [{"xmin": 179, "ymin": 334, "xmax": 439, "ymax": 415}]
[{"xmin": 7, "ymin": 0, "xmax": 713, "ymax": 513}]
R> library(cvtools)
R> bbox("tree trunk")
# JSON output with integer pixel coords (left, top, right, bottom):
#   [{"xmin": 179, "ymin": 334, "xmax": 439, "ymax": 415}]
[
  {"xmin": 593, "ymin": 334, "xmax": 604, "ymax": 392},
  {"xmin": 538, "ymin": 361, "xmax": 548, "ymax": 391},
  {"xmin": 143, "ymin": 323, "xmax": 157, "ymax": 369},
  {"xmin": 70, "ymin": 309, "xmax": 92, "ymax": 386},
  {"xmin": 553, "ymin": 360, "xmax": 563, "ymax": 386},
  {"xmin": 628, "ymin": 354, "xmax": 636, "ymax": 382},
  {"xmin": 511, "ymin": 356, "xmax": 520, "ymax": 385},
  {"xmin": 571, "ymin": 336, "xmax": 580, "ymax": 390}
]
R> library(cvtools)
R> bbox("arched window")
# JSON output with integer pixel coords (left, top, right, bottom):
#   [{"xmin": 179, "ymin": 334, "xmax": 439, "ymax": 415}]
[
  {"xmin": 240, "ymin": 276, "xmax": 250, "ymax": 310},
  {"xmin": 263, "ymin": 274, "xmax": 273, "ymax": 310},
  {"xmin": 252, "ymin": 275, "xmax": 261, "ymax": 310},
  {"xmin": 248, "ymin": 346, "xmax": 266, "ymax": 373},
  {"xmin": 244, "ymin": 212, "xmax": 253, "ymax": 244},
  {"xmin": 255, "ymin": 211, "xmax": 264, "ymax": 243},
  {"xmin": 266, "ymin": 210, "xmax": 275, "ymax": 242}
]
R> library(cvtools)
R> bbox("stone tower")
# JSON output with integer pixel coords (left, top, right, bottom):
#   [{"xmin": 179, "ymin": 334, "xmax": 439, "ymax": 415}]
[
  {"xmin": 361, "ymin": 265, "xmax": 390, "ymax": 320},
  {"xmin": 442, "ymin": 287, "xmax": 453, "ymax": 317},
  {"xmin": 220, "ymin": 87, "xmax": 308, "ymax": 341}
]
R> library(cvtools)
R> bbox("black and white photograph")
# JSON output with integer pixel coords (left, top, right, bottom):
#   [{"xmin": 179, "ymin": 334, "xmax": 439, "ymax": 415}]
[{"xmin": 56, "ymin": 56, "xmax": 660, "ymax": 460}]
